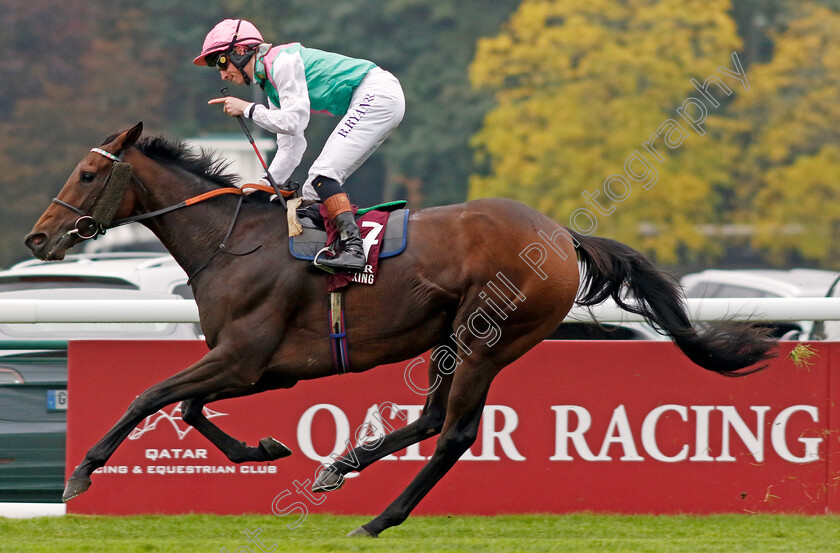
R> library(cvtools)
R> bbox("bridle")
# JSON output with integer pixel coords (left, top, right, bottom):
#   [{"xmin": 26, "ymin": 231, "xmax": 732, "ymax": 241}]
[
  {"xmin": 51, "ymin": 147, "xmax": 249, "ymax": 241},
  {"xmin": 50, "ymin": 145, "xmax": 273, "ymax": 282}
]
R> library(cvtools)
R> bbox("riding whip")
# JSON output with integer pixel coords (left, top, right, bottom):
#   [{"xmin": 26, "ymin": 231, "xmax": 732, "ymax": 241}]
[{"xmin": 220, "ymin": 87, "xmax": 288, "ymax": 210}]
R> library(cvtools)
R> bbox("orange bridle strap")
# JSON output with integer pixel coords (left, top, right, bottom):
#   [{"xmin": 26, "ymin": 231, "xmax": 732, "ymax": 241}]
[
  {"xmin": 183, "ymin": 187, "xmax": 244, "ymax": 206},
  {"xmin": 182, "ymin": 183, "xmax": 293, "ymax": 207}
]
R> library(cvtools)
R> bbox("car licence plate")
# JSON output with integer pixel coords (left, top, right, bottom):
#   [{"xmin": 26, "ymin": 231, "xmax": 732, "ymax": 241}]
[{"xmin": 47, "ymin": 389, "xmax": 68, "ymax": 411}]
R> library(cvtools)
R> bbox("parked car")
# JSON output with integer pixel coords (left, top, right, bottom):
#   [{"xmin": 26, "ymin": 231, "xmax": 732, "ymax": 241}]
[
  {"xmin": 2, "ymin": 252, "xmax": 192, "ymax": 300},
  {"xmin": 0, "ymin": 253, "xmax": 198, "ymax": 503},
  {"xmin": 680, "ymin": 269, "xmax": 840, "ymax": 340}
]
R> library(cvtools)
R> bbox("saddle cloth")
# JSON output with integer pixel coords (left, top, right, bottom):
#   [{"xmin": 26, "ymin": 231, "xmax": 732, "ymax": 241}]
[
  {"xmin": 289, "ymin": 206, "xmax": 409, "ymax": 261},
  {"xmin": 289, "ymin": 204, "xmax": 409, "ymax": 292}
]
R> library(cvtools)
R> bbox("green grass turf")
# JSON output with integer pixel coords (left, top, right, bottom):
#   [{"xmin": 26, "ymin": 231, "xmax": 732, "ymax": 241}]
[{"xmin": 1, "ymin": 513, "xmax": 839, "ymax": 553}]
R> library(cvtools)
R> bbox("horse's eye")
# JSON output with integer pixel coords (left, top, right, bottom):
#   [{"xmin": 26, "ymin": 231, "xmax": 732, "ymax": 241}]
[{"xmin": 80, "ymin": 172, "xmax": 96, "ymax": 183}]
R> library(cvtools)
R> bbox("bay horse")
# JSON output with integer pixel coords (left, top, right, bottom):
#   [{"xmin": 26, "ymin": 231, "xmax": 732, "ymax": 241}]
[{"xmin": 25, "ymin": 123, "xmax": 775, "ymax": 537}]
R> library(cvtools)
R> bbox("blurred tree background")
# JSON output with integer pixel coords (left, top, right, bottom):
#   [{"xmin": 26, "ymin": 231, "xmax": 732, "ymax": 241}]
[
  {"xmin": 469, "ymin": 0, "xmax": 742, "ymax": 264},
  {"xmin": 471, "ymin": 0, "xmax": 840, "ymax": 269},
  {"xmin": 0, "ymin": 0, "xmax": 519, "ymax": 266},
  {"xmin": 1, "ymin": 0, "xmax": 838, "ymax": 270}
]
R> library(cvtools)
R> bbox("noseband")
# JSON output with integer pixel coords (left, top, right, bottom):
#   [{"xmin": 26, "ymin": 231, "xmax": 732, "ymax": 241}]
[{"xmin": 51, "ymin": 148, "xmax": 142, "ymax": 240}]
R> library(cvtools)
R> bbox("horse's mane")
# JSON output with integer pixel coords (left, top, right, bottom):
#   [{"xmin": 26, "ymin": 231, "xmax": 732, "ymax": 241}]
[{"xmin": 102, "ymin": 133, "xmax": 240, "ymax": 189}]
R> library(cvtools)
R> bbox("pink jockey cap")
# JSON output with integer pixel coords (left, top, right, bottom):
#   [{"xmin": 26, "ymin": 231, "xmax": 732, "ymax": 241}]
[{"xmin": 193, "ymin": 19, "xmax": 264, "ymax": 66}]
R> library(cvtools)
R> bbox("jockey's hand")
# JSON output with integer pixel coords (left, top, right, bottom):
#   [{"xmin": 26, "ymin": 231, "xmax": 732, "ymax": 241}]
[
  {"xmin": 208, "ymin": 96, "xmax": 250, "ymax": 117},
  {"xmin": 240, "ymin": 183, "xmax": 262, "ymax": 194}
]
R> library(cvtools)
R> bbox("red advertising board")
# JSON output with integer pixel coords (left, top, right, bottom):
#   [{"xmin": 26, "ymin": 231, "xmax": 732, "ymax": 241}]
[{"xmin": 66, "ymin": 340, "xmax": 838, "ymax": 516}]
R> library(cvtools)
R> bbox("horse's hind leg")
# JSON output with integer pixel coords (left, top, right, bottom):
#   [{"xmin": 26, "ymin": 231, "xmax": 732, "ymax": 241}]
[
  {"xmin": 312, "ymin": 356, "xmax": 453, "ymax": 493},
  {"xmin": 349, "ymin": 358, "xmax": 495, "ymax": 537},
  {"xmin": 347, "ymin": 266, "xmax": 570, "ymax": 537}
]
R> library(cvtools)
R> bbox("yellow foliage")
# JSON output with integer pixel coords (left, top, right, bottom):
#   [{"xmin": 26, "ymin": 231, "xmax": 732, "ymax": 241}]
[
  {"xmin": 727, "ymin": 4, "xmax": 840, "ymax": 265},
  {"xmin": 469, "ymin": 0, "xmax": 743, "ymax": 262},
  {"xmin": 752, "ymin": 146, "xmax": 840, "ymax": 263}
]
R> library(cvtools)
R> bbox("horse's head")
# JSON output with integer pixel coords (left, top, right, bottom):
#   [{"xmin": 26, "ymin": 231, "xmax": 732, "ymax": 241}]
[{"xmin": 25, "ymin": 123, "xmax": 144, "ymax": 260}]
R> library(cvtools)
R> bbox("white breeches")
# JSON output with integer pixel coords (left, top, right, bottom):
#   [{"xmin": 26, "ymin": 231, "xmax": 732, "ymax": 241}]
[{"xmin": 301, "ymin": 67, "xmax": 405, "ymax": 201}]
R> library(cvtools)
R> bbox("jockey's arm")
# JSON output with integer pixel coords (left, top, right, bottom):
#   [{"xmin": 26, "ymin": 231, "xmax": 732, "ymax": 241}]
[
  {"xmin": 262, "ymin": 133, "xmax": 306, "ymax": 189},
  {"xmin": 243, "ymin": 52, "xmax": 310, "ymax": 191},
  {"xmin": 245, "ymin": 53, "xmax": 311, "ymax": 136}
]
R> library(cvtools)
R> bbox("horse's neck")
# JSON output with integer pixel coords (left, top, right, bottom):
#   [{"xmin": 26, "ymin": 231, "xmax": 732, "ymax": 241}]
[{"xmin": 130, "ymin": 155, "xmax": 287, "ymax": 277}]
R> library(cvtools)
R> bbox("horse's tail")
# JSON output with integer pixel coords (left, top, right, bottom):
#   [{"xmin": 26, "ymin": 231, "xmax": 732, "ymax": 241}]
[{"xmin": 568, "ymin": 228, "xmax": 777, "ymax": 375}]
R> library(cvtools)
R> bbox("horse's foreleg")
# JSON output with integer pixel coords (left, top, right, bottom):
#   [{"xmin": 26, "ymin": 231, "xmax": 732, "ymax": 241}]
[
  {"xmin": 312, "ymin": 366, "xmax": 453, "ymax": 493},
  {"xmin": 181, "ymin": 373, "xmax": 297, "ymax": 463},
  {"xmin": 63, "ymin": 349, "xmax": 254, "ymax": 502},
  {"xmin": 350, "ymin": 361, "xmax": 494, "ymax": 537}
]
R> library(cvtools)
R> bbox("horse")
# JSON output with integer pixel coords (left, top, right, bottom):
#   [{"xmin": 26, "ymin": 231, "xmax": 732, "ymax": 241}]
[{"xmin": 24, "ymin": 123, "xmax": 775, "ymax": 537}]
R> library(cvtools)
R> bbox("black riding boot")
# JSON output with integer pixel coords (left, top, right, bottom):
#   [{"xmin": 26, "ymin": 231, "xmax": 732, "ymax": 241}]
[
  {"xmin": 313, "ymin": 177, "xmax": 367, "ymax": 272},
  {"xmin": 319, "ymin": 211, "xmax": 366, "ymax": 272}
]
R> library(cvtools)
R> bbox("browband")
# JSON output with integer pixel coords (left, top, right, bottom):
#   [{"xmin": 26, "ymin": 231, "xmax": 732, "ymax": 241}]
[{"xmin": 90, "ymin": 148, "xmax": 122, "ymax": 163}]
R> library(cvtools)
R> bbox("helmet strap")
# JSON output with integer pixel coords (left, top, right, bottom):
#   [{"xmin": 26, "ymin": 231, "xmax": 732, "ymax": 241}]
[{"xmin": 228, "ymin": 47, "xmax": 257, "ymax": 86}]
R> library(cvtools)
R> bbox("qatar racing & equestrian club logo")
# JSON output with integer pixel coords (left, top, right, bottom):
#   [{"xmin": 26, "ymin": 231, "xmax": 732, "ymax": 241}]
[{"xmin": 128, "ymin": 403, "xmax": 227, "ymax": 441}]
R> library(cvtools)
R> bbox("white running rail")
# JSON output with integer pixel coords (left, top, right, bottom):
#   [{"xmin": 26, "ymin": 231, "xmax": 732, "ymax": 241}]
[{"xmin": 1, "ymin": 298, "xmax": 840, "ymax": 323}]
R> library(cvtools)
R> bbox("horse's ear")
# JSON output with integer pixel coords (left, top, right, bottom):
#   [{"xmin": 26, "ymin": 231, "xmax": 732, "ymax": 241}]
[
  {"xmin": 123, "ymin": 122, "xmax": 143, "ymax": 150},
  {"xmin": 110, "ymin": 122, "xmax": 143, "ymax": 155}
]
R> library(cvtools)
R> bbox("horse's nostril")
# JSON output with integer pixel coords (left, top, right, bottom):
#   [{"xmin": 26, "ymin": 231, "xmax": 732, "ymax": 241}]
[{"xmin": 25, "ymin": 233, "xmax": 46, "ymax": 250}]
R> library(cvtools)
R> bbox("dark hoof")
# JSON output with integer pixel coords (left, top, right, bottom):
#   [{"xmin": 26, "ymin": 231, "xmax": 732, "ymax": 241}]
[
  {"xmin": 259, "ymin": 437, "xmax": 292, "ymax": 460},
  {"xmin": 312, "ymin": 465, "xmax": 344, "ymax": 493},
  {"xmin": 347, "ymin": 526, "xmax": 377, "ymax": 538},
  {"xmin": 62, "ymin": 477, "xmax": 91, "ymax": 502}
]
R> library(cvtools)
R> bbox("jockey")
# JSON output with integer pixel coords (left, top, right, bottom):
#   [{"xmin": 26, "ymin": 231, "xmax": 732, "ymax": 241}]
[{"xmin": 194, "ymin": 19, "xmax": 405, "ymax": 272}]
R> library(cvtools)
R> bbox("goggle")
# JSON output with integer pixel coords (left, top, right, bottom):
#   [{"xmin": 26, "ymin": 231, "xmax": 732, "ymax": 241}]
[{"xmin": 205, "ymin": 51, "xmax": 230, "ymax": 69}]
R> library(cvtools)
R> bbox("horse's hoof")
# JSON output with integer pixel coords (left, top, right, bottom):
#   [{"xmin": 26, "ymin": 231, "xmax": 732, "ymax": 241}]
[
  {"xmin": 347, "ymin": 526, "xmax": 377, "ymax": 538},
  {"xmin": 312, "ymin": 465, "xmax": 344, "ymax": 493},
  {"xmin": 62, "ymin": 477, "xmax": 91, "ymax": 502},
  {"xmin": 259, "ymin": 437, "xmax": 292, "ymax": 460}
]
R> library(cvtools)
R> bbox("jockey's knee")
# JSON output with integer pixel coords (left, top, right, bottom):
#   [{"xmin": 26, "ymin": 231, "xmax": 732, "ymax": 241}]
[{"xmin": 313, "ymin": 176, "xmax": 343, "ymax": 202}]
